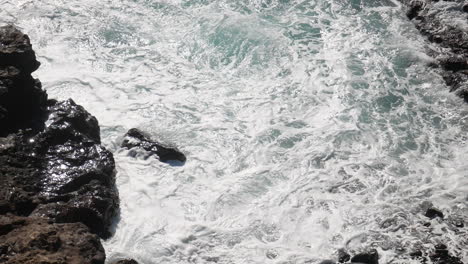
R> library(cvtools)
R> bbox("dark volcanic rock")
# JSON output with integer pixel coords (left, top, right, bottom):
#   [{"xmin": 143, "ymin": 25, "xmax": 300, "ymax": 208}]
[
  {"xmin": 122, "ymin": 128, "xmax": 186, "ymax": 163},
  {"xmin": 0, "ymin": 59, "xmax": 47, "ymax": 135},
  {"xmin": 0, "ymin": 25, "xmax": 119, "ymax": 264},
  {"xmin": 409, "ymin": 245, "xmax": 464, "ymax": 264},
  {"xmin": 338, "ymin": 249, "xmax": 351, "ymax": 263},
  {"xmin": 430, "ymin": 244, "xmax": 463, "ymax": 264},
  {"xmin": 319, "ymin": 260, "xmax": 335, "ymax": 264},
  {"xmin": 113, "ymin": 259, "xmax": 139, "ymax": 264},
  {"xmin": 0, "ymin": 26, "xmax": 118, "ymax": 239},
  {"xmin": 0, "ymin": 26, "xmax": 40, "ymax": 74},
  {"xmin": 0, "ymin": 215, "xmax": 105, "ymax": 264},
  {"xmin": 440, "ymin": 57, "xmax": 468, "ymax": 72},
  {"xmin": 425, "ymin": 207, "xmax": 444, "ymax": 219},
  {"xmin": 398, "ymin": 0, "xmax": 468, "ymax": 102},
  {"xmin": 406, "ymin": 0, "xmax": 424, "ymax": 20},
  {"xmin": 350, "ymin": 249, "xmax": 379, "ymax": 264},
  {"xmin": 0, "ymin": 99, "xmax": 119, "ymax": 238},
  {"xmin": 0, "ymin": 26, "xmax": 47, "ymax": 136}
]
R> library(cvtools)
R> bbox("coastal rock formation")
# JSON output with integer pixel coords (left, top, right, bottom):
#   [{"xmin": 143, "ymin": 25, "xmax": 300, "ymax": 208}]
[
  {"xmin": 399, "ymin": 0, "xmax": 468, "ymax": 101},
  {"xmin": 0, "ymin": 25, "xmax": 119, "ymax": 262},
  {"xmin": 0, "ymin": 26, "xmax": 40, "ymax": 73},
  {"xmin": 0, "ymin": 26, "xmax": 47, "ymax": 136},
  {"xmin": 122, "ymin": 128, "xmax": 186, "ymax": 163},
  {"xmin": 0, "ymin": 99, "xmax": 119, "ymax": 237},
  {"xmin": 0, "ymin": 215, "xmax": 105, "ymax": 264}
]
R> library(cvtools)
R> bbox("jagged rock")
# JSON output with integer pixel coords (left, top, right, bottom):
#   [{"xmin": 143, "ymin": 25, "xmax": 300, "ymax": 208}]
[
  {"xmin": 0, "ymin": 26, "xmax": 118, "ymax": 238},
  {"xmin": 425, "ymin": 207, "xmax": 444, "ymax": 219},
  {"xmin": 0, "ymin": 25, "xmax": 120, "ymax": 264},
  {"xmin": 0, "ymin": 26, "xmax": 47, "ymax": 136},
  {"xmin": 0, "ymin": 65, "xmax": 47, "ymax": 135},
  {"xmin": 338, "ymin": 249, "xmax": 351, "ymax": 263},
  {"xmin": 0, "ymin": 99, "xmax": 119, "ymax": 238},
  {"xmin": 350, "ymin": 249, "xmax": 379, "ymax": 264},
  {"xmin": 112, "ymin": 259, "xmax": 139, "ymax": 264},
  {"xmin": 409, "ymin": 245, "xmax": 464, "ymax": 264},
  {"xmin": 398, "ymin": 0, "xmax": 468, "ymax": 102},
  {"xmin": 406, "ymin": 1, "xmax": 424, "ymax": 20},
  {"xmin": 430, "ymin": 244, "xmax": 463, "ymax": 264},
  {"xmin": 0, "ymin": 25, "xmax": 40, "ymax": 74},
  {"xmin": 122, "ymin": 128, "xmax": 186, "ymax": 163},
  {"xmin": 409, "ymin": 250, "xmax": 424, "ymax": 261},
  {"xmin": 439, "ymin": 57, "xmax": 468, "ymax": 72},
  {"xmin": 0, "ymin": 215, "xmax": 105, "ymax": 264}
]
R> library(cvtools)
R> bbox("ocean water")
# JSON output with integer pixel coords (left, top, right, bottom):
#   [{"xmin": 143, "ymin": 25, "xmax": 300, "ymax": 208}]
[{"xmin": 2, "ymin": 0, "xmax": 467, "ymax": 263}]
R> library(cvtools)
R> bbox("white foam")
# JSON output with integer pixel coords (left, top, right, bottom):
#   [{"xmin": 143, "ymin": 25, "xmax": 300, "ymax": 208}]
[{"xmin": 2, "ymin": 0, "xmax": 467, "ymax": 263}]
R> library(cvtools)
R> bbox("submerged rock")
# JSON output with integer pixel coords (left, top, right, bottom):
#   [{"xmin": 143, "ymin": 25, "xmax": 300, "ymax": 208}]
[
  {"xmin": 430, "ymin": 244, "xmax": 463, "ymax": 264},
  {"xmin": 350, "ymin": 249, "xmax": 379, "ymax": 264},
  {"xmin": 425, "ymin": 207, "xmax": 444, "ymax": 219},
  {"xmin": 338, "ymin": 249, "xmax": 351, "ymax": 263},
  {"xmin": 122, "ymin": 128, "xmax": 186, "ymax": 163},
  {"xmin": 320, "ymin": 260, "xmax": 336, "ymax": 264},
  {"xmin": 409, "ymin": 245, "xmax": 464, "ymax": 264},
  {"xmin": 113, "ymin": 259, "xmax": 139, "ymax": 264},
  {"xmin": 0, "ymin": 215, "xmax": 105, "ymax": 264}
]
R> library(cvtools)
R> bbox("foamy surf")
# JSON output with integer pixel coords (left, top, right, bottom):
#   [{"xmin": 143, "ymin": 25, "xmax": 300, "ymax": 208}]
[{"xmin": 2, "ymin": 0, "xmax": 467, "ymax": 263}]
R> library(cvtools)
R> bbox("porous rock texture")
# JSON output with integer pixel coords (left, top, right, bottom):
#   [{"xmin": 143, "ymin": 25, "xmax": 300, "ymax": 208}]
[
  {"xmin": 0, "ymin": 215, "xmax": 105, "ymax": 264},
  {"xmin": 399, "ymin": 0, "xmax": 468, "ymax": 101},
  {"xmin": 0, "ymin": 25, "xmax": 119, "ymax": 263}
]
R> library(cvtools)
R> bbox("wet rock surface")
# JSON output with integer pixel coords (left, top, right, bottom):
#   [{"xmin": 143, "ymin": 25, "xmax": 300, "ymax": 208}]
[
  {"xmin": 0, "ymin": 99, "xmax": 119, "ymax": 238},
  {"xmin": 122, "ymin": 128, "xmax": 186, "ymax": 163},
  {"xmin": 410, "ymin": 244, "xmax": 464, "ymax": 264},
  {"xmin": 112, "ymin": 259, "xmax": 139, "ymax": 264},
  {"xmin": 0, "ymin": 26, "xmax": 47, "ymax": 136},
  {"xmin": 398, "ymin": 0, "xmax": 468, "ymax": 102},
  {"xmin": 350, "ymin": 249, "xmax": 379, "ymax": 264},
  {"xmin": 338, "ymin": 250, "xmax": 351, "ymax": 263},
  {"xmin": 425, "ymin": 207, "xmax": 444, "ymax": 219},
  {"xmin": 0, "ymin": 215, "xmax": 105, "ymax": 264},
  {"xmin": 0, "ymin": 26, "xmax": 40, "ymax": 74},
  {"xmin": 0, "ymin": 25, "xmax": 119, "ymax": 262}
]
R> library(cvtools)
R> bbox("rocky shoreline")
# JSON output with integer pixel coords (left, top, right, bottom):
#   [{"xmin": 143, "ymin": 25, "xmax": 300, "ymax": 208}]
[
  {"xmin": 399, "ymin": 0, "xmax": 468, "ymax": 102},
  {"xmin": 0, "ymin": 25, "xmax": 119, "ymax": 263},
  {"xmin": 1, "ymin": 4, "xmax": 466, "ymax": 261}
]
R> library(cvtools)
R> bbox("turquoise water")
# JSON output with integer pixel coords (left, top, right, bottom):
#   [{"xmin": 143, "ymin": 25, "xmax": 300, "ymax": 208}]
[{"xmin": 2, "ymin": 0, "xmax": 467, "ymax": 263}]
